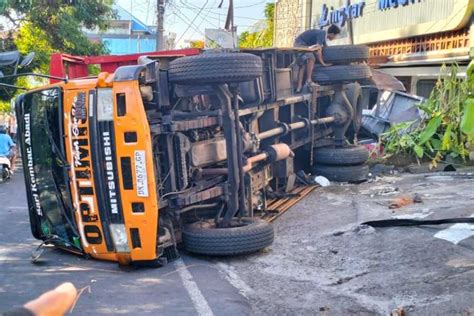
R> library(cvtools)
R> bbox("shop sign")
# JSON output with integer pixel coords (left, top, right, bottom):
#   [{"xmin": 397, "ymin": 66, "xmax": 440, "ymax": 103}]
[
  {"xmin": 378, "ymin": 0, "xmax": 421, "ymax": 10},
  {"xmin": 319, "ymin": 1, "xmax": 365, "ymax": 27}
]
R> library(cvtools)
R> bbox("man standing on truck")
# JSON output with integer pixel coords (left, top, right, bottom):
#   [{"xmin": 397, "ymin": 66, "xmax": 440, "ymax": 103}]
[{"xmin": 294, "ymin": 24, "xmax": 341, "ymax": 93}]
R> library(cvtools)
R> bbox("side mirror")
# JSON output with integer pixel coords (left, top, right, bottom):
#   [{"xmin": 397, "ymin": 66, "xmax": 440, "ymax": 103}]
[{"xmin": 20, "ymin": 52, "xmax": 35, "ymax": 67}]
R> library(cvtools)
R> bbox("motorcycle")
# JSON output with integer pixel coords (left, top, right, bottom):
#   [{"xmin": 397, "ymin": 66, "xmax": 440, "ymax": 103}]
[{"xmin": 0, "ymin": 156, "xmax": 12, "ymax": 182}]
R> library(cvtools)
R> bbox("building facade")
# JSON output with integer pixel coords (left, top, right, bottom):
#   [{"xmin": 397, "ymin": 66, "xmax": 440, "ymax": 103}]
[
  {"xmin": 275, "ymin": 0, "xmax": 474, "ymax": 97},
  {"xmin": 84, "ymin": 4, "xmax": 175, "ymax": 55}
]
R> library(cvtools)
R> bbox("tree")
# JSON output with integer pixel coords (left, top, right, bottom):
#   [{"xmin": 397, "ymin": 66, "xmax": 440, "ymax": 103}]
[
  {"xmin": 189, "ymin": 40, "xmax": 205, "ymax": 49},
  {"xmin": 0, "ymin": 1, "xmax": 115, "ymax": 110},
  {"xmin": 239, "ymin": 3, "xmax": 274, "ymax": 48}
]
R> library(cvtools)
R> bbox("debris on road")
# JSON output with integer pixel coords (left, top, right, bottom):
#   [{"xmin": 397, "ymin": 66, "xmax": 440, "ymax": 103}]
[
  {"xmin": 224, "ymin": 171, "xmax": 474, "ymax": 315},
  {"xmin": 413, "ymin": 193, "xmax": 423, "ymax": 203},
  {"xmin": 388, "ymin": 196, "xmax": 413, "ymax": 209},
  {"xmin": 314, "ymin": 175, "xmax": 331, "ymax": 187},
  {"xmin": 391, "ymin": 307, "xmax": 406, "ymax": 316}
]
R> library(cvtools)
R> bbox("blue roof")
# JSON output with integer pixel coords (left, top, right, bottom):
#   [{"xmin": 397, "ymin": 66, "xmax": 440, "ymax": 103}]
[{"xmin": 113, "ymin": 4, "xmax": 154, "ymax": 34}]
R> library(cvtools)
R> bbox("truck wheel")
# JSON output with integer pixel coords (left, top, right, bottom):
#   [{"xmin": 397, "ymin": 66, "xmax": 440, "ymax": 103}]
[
  {"xmin": 320, "ymin": 45, "xmax": 369, "ymax": 64},
  {"xmin": 168, "ymin": 53, "xmax": 263, "ymax": 85},
  {"xmin": 344, "ymin": 83, "xmax": 363, "ymax": 142},
  {"xmin": 314, "ymin": 145, "xmax": 369, "ymax": 165},
  {"xmin": 182, "ymin": 217, "xmax": 274, "ymax": 256},
  {"xmin": 313, "ymin": 163, "xmax": 369, "ymax": 183},
  {"xmin": 312, "ymin": 64, "xmax": 371, "ymax": 85}
]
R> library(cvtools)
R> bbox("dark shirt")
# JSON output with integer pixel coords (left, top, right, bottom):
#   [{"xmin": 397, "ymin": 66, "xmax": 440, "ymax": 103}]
[{"xmin": 294, "ymin": 29, "xmax": 327, "ymax": 47}]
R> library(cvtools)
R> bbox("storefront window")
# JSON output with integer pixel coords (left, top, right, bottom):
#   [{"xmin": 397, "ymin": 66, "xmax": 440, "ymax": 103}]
[{"xmin": 416, "ymin": 80, "xmax": 437, "ymax": 99}]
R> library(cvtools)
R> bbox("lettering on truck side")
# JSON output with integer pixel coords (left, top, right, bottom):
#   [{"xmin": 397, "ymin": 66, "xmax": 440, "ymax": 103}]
[
  {"xmin": 70, "ymin": 93, "xmax": 99, "ymax": 224},
  {"xmin": 24, "ymin": 113, "xmax": 42, "ymax": 216},
  {"xmin": 102, "ymin": 131, "xmax": 119, "ymax": 214}
]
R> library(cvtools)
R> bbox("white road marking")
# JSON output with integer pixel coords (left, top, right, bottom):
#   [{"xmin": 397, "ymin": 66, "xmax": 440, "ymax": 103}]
[
  {"xmin": 434, "ymin": 213, "xmax": 474, "ymax": 245},
  {"xmin": 393, "ymin": 211, "xmax": 433, "ymax": 220},
  {"xmin": 434, "ymin": 223, "xmax": 474, "ymax": 244},
  {"xmin": 174, "ymin": 258, "xmax": 214, "ymax": 316},
  {"xmin": 217, "ymin": 262, "xmax": 255, "ymax": 299}
]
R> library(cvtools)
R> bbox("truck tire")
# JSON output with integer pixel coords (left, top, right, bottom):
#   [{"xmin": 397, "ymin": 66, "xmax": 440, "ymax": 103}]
[
  {"xmin": 320, "ymin": 45, "xmax": 369, "ymax": 64},
  {"xmin": 344, "ymin": 83, "xmax": 363, "ymax": 142},
  {"xmin": 182, "ymin": 217, "xmax": 274, "ymax": 256},
  {"xmin": 313, "ymin": 163, "xmax": 369, "ymax": 183},
  {"xmin": 168, "ymin": 53, "xmax": 263, "ymax": 85},
  {"xmin": 314, "ymin": 145, "xmax": 369, "ymax": 165},
  {"xmin": 312, "ymin": 64, "xmax": 371, "ymax": 85}
]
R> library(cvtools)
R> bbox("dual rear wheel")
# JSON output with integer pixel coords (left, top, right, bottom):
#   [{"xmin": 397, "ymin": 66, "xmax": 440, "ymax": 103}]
[{"xmin": 313, "ymin": 145, "xmax": 370, "ymax": 183}]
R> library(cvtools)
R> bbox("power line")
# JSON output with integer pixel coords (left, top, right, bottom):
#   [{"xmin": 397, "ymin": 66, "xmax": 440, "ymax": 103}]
[
  {"xmin": 178, "ymin": 0, "xmax": 267, "ymax": 10},
  {"xmin": 169, "ymin": 2, "xmax": 207, "ymax": 36},
  {"xmin": 175, "ymin": 0, "xmax": 209, "ymax": 44},
  {"xmin": 234, "ymin": 1, "xmax": 267, "ymax": 9},
  {"xmin": 169, "ymin": 3, "xmax": 223, "ymax": 47},
  {"xmin": 189, "ymin": 0, "xmax": 219, "ymax": 38},
  {"xmin": 145, "ymin": 0, "xmax": 151, "ymax": 25},
  {"xmin": 172, "ymin": 1, "xmax": 263, "ymax": 20}
]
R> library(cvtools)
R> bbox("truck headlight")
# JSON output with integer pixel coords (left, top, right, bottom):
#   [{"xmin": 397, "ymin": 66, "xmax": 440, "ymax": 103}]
[
  {"xmin": 109, "ymin": 224, "xmax": 130, "ymax": 252},
  {"xmin": 97, "ymin": 88, "xmax": 113, "ymax": 121}
]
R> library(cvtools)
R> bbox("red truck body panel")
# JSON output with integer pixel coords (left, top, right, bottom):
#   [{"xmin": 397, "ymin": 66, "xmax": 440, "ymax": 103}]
[{"xmin": 49, "ymin": 48, "xmax": 201, "ymax": 83}]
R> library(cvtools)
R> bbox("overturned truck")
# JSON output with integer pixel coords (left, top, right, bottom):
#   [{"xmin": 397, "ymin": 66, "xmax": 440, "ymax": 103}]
[{"xmin": 14, "ymin": 46, "xmax": 371, "ymax": 266}]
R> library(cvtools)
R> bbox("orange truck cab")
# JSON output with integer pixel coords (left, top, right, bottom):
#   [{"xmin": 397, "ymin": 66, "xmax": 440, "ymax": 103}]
[{"xmin": 16, "ymin": 71, "xmax": 164, "ymax": 265}]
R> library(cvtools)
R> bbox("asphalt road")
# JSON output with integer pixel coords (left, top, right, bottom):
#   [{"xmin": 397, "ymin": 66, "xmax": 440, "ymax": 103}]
[
  {"xmin": 222, "ymin": 171, "xmax": 474, "ymax": 315},
  {"xmin": 1, "ymin": 166, "xmax": 474, "ymax": 315},
  {"xmin": 0, "ymin": 168, "xmax": 251, "ymax": 315}
]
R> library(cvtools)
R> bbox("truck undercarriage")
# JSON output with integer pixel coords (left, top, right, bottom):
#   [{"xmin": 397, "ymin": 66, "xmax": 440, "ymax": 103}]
[{"xmin": 10, "ymin": 46, "xmax": 373, "ymax": 266}]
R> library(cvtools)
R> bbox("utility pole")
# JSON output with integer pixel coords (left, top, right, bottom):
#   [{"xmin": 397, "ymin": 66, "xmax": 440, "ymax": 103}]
[
  {"xmin": 224, "ymin": 0, "xmax": 235, "ymax": 47},
  {"xmin": 156, "ymin": 0, "xmax": 165, "ymax": 51},
  {"xmin": 224, "ymin": 0, "xmax": 233, "ymax": 31}
]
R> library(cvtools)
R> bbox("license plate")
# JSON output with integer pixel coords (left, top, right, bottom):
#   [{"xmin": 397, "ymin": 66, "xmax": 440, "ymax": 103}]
[{"xmin": 134, "ymin": 150, "xmax": 149, "ymax": 197}]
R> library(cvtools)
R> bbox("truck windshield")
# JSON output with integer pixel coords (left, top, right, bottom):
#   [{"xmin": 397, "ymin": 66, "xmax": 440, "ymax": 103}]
[{"xmin": 24, "ymin": 88, "xmax": 80, "ymax": 249}]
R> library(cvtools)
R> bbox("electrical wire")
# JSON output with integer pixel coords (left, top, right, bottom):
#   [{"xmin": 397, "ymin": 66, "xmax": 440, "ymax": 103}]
[
  {"xmin": 175, "ymin": 0, "xmax": 209, "ymax": 44},
  {"xmin": 234, "ymin": 1, "xmax": 267, "ymax": 9},
  {"xmin": 173, "ymin": 2, "xmax": 262, "ymax": 20},
  {"xmin": 169, "ymin": 2, "xmax": 224, "ymax": 47},
  {"xmin": 178, "ymin": 0, "xmax": 267, "ymax": 10},
  {"xmin": 188, "ymin": 0, "xmax": 219, "ymax": 38},
  {"xmin": 171, "ymin": 0, "xmax": 265, "ymax": 37}
]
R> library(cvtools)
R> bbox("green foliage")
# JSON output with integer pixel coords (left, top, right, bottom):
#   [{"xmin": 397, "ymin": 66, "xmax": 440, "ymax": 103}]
[
  {"xmin": 10, "ymin": 0, "xmax": 114, "ymax": 61},
  {"xmin": 239, "ymin": 3, "xmax": 274, "ymax": 48},
  {"xmin": 461, "ymin": 98, "xmax": 474, "ymax": 136},
  {"xmin": 0, "ymin": 100, "xmax": 11, "ymax": 113},
  {"xmin": 14, "ymin": 22, "xmax": 54, "ymax": 74},
  {"xmin": 0, "ymin": 0, "xmax": 115, "ymax": 109},
  {"xmin": 462, "ymin": 61, "xmax": 474, "ymax": 137},
  {"xmin": 189, "ymin": 40, "xmax": 205, "ymax": 49},
  {"xmin": 467, "ymin": 60, "xmax": 474, "ymax": 91},
  {"xmin": 382, "ymin": 64, "xmax": 473, "ymax": 167}
]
